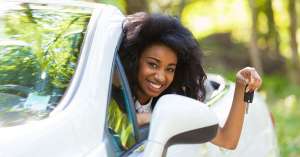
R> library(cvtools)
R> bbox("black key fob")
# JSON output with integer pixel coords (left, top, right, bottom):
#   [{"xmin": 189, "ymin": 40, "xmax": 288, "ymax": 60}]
[
  {"xmin": 244, "ymin": 86, "xmax": 254, "ymax": 114},
  {"xmin": 244, "ymin": 90, "xmax": 254, "ymax": 103}
]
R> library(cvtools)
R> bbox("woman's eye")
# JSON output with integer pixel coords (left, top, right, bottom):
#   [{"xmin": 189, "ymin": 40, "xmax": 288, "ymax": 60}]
[
  {"xmin": 148, "ymin": 62, "xmax": 158, "ymax": 69},
  {"xmin": 167, "ymin": 68, "xmax": 175, "ymax": 73}
]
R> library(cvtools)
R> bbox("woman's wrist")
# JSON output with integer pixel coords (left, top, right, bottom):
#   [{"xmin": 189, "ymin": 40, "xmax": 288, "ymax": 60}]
[{"xmin": 235, "ymin": 79, "xmax": 247, "ymax": 90}]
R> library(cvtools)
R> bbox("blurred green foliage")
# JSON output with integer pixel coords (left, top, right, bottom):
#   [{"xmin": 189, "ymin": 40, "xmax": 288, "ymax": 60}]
[
  {"xmin": 263, "ymin": 75, "xmax": 300, "ymax": 157},
  {"xmin": 181, "ymin": 0, "xmax": 251, "ymax": 42},
  {"xmin": 98, "ymin": 0, "xmax": 126, "ymax": 13}
]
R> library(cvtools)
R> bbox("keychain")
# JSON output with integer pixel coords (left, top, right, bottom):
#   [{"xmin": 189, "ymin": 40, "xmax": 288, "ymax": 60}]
[{"xmin": 244, "ymin": 85, "xmax": 254, "ymax": 114}]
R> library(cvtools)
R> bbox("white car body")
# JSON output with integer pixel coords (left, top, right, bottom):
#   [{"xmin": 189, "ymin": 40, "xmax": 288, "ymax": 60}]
[{"xmin": 0, "ymin": 1, "xmax": 278, "ymax": 157}]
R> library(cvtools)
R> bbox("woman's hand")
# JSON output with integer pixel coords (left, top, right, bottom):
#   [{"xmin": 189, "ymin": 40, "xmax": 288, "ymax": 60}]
[
  {"xmin": 236, "ymin": 67, "xmax": 262, "ymax": 92},
  {"xmin": 136, "ymin": 113, "xmax": 151, "ymax": 126}
]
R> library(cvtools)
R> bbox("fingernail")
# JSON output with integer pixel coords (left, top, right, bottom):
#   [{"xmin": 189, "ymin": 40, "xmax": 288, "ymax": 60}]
[
  {"xmin": 245, "ymin": 78, "xmax": 249, "ymax": 84},
  {"xmin": 245, "ymin": 87, "xmax": 249, "ymax": 92}
]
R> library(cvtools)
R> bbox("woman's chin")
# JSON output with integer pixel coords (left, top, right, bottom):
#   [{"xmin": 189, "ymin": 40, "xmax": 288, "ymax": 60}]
[{"xmin": 147, "ymin": 91, "xmax": 162, "ymax": 98}]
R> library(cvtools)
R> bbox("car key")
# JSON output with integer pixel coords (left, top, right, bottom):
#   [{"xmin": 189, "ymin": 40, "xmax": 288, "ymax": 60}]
[{"xmin": 244, "ymin": 86, "xmax": 254, "ymax": 114}]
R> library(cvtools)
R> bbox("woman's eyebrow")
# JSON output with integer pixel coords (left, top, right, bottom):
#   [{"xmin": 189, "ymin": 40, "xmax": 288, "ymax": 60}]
[
  {"xmin": 146, "ymin": 57, "xmax": 177, "ymax": 66},
  {"xmin": 146, "ymin": 57, "xmax": 160, "ymax": 62}
]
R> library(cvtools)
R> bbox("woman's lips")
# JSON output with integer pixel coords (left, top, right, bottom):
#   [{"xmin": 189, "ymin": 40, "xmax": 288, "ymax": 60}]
[
  {"xmin": 146, "ymin": 80, "xmax": 163, "ymax": 93},
  {"xmin": 150, "ymin": 82, "xmax": 162, "ymax": 89}
]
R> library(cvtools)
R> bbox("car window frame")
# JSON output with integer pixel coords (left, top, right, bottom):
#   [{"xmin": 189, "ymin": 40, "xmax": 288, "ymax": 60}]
[
  {"xmin": 116, "ymin": 54, "xmax": 140, "ymax": 140},
  {"xmin": 116, "ymin": 50, "xmax": 155, "ymax": 157},
  {"xmin": 115, "ymin": 54, "xmax": 151, "ymax": 156},
  {"xmin": 105, "ymin": 27, "xmax": 151, "ymax": 152}
]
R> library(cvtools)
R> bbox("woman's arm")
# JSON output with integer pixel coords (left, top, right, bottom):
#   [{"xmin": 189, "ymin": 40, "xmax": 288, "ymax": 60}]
[{"xmin": 211, "ymin": 67, "xmax": 262, "ymax": 149}]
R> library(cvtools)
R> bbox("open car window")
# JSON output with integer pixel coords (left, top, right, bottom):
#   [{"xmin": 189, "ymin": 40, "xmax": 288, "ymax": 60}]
[{"xmin": 107, "ymin": 55, "xmax": 141, "ymax": 156}]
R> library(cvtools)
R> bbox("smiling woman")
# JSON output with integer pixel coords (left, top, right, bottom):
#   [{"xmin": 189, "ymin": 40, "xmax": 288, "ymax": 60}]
[
  {"xmin": 119, "ymin": 12, "xmax": 262, "ymax": 150},
  {"xmin": 119, "ymin": 12, "xmax": 207, "ymax": 127},
  {"xmin": 0, "ymin": 2, "xmax": 91, "ymax": 127}
]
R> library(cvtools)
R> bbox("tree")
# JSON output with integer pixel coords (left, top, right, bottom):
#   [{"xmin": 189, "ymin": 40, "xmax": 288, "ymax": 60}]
[
  {"xmin": 287, "ymin": 0, "xmax": 300, "ymax": 83},
  {"xmin": 248, "ymin": 0, "xmax": 263, "ymax": 75},
  {"xmin": 257, "ymin": 0, "xmax": 286, "ymax": 74},
  {"xmin": 264, "ymin": 0, "xmax": 281, "ymax": 59},
  {"xmin": 288, "ymin": 0, "xmax": 300, "ymax": 69}
]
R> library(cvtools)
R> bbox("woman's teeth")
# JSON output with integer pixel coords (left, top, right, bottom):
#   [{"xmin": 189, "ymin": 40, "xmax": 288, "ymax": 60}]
[{"xmin": 150, "ymin": 82, "xmax": 162, "ymax": 89}]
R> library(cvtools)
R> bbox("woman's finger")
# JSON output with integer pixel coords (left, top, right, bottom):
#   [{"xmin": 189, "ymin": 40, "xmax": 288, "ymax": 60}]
[
  {"xmin": 236, "ymin": 72, "xmax": 249, "ymax": 86},
  {"xmin": 248, "ymin": 70, "xmax": 262, "ymax": 91},
  {"xmin": 236, "ymin": 67, "xmax": 262, "ymax": 92}
]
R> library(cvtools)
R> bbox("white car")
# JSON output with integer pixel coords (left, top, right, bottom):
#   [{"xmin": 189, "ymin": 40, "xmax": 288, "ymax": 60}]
[{"xmin": 0, "ymin": 1, "xmax": 278, "ymax": 157}]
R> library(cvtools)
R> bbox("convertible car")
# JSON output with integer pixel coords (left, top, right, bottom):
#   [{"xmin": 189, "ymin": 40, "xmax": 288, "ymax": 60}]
[{"xmin": 0, "ymin": 1, "xmax": 278, "ymax": 157}]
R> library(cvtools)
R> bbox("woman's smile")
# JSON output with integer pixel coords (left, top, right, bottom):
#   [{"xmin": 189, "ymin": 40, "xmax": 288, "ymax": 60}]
[{"xmin": 146, "ymin": 79, "xmax": 163, "ymax": 92}]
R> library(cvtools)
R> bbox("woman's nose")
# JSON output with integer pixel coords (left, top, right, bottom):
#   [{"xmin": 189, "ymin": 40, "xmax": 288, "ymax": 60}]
[{"xmin": 154, "ymin": 70, "xmax": 165, "ymax": 83}]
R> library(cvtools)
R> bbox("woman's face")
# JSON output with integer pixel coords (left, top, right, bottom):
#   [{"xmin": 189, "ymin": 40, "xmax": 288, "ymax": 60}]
[{"xmin": 136, "ymin": 44, "xmax": 177, "ymax": 104}]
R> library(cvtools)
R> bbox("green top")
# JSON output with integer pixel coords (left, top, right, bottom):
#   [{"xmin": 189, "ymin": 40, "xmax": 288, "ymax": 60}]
[{"xmin": 108, "ymin": 99, "xmax": 136, "ymax": 150}]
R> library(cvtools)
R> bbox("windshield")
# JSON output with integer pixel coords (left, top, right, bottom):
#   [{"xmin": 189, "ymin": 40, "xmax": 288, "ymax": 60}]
[{"xmin": 0, "ymin": 2, "xmax": 92, "ymax": 127}]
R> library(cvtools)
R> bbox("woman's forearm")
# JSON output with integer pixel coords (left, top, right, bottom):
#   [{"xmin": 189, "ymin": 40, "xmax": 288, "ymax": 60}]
[
  {"xmin": 211, "ymin": 82, "xmax": 246, "ymax": 149},
  {"xmin": 210, "ymin": 67, "xmax": 261, "ymax": 149}
]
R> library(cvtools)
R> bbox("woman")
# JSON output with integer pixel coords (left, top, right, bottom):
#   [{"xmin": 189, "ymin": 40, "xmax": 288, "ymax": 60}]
[{"xmin": 119, "ymin": 12, "xmax": 261, "ymax": 149}]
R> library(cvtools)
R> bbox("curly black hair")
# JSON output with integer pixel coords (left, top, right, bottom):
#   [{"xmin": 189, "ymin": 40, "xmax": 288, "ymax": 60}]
[{"xmin": 119, "ymin": 12, "xmax": 207, "ymax": 102}]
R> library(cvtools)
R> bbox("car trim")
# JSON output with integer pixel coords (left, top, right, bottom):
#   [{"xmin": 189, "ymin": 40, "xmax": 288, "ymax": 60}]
[
  {"xmin": 206, "ymin": 83, "xmax": 230, "ymax": 106},
  {"xmin": 162, "ymin": 124, "xmax": 219, "ymax": 156}
]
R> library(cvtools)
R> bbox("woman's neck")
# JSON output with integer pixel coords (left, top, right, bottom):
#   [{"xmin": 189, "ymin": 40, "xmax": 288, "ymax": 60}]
[
  {"xmin": 135, "ymin": 90, "xmax": 151, "ymax": 105},
  {"xmin": 137, "ymin": 96, "xmax": 151, "ymax": 105}
]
